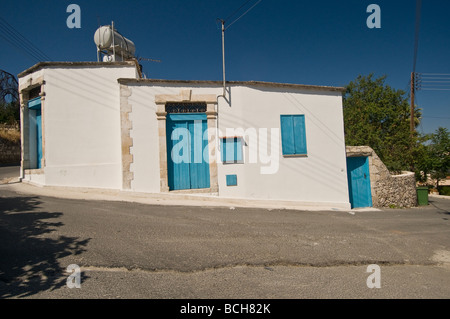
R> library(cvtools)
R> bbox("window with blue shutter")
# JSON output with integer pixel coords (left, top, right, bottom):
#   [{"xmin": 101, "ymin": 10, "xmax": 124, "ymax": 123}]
[
  {"xmin": 226, "ymin": 174, "xmax": 238, "ymax": 186},
  {"xmin": 221, "ymin": 137, "xmax": 243, "ymax": 163},
  {"xmin": 280, "ymin": 115, "xmax": 307, "ymax": 156}
]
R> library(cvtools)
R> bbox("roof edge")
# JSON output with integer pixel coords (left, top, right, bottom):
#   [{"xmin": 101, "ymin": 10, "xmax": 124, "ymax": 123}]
[
  {"xmin": 117, "ymin": 78, "xmax": 346, "ymax": 92},
  {"xmin": 18, "ymin": 61, "xmax": 139, "ymax": 78}
]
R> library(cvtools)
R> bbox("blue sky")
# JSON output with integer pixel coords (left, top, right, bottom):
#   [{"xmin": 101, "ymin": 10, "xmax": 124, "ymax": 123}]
[{"xmin": 1, "ymin": 0, "xmax": 449, "ymax": 134}]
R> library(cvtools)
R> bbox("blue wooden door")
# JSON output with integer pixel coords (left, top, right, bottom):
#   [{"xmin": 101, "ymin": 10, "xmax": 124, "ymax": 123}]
[
  {"xmin": 36, "ymin": 109, "xmax": 42, "ymax": 169},
  {"xmin": 28, "ymin": 97, "xmax": 42, "ymax": 169},
  {"xmin": 167, "ymin": 119, "xmax": 191, "ymax": 190},
  {"xmin": 166, "ymin": 114, "xmax": 210, "ymax": 190},
  {"xmin": 346, "ymin": 157, "xmax": 372, "ymax": 208},
  {"xmin": 188, "ymin": 119, "xmax": 210, "ymax": 189}
]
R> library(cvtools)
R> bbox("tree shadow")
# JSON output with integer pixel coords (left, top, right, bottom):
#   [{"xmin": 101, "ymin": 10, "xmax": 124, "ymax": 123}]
[
  {"xmin": 429, "ymin": 198, "xmax": 450, "ymax": 214},
  {"xmin": 0, "ymin": 195, "xmax": 90, "ymax": 298}
]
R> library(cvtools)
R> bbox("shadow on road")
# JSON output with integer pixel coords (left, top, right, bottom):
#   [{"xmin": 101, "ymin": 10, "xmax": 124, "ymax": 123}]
[
  {"xmin": 0, "ymin": 195, "xmax": 90, "ymax": 298},
  {"xmin": 429, "ymin": 198, "xmax": 450, "ymax": 215}
]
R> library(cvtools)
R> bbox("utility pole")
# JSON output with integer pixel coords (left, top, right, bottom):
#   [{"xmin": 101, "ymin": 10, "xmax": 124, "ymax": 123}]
[
  {"xmin": 410, "ymin": 72, "xmax": 415, "ymax": 135},
  {"xmin": 217, "ymin": 0, "xmax": 261, "ymax": 98},
  {"xmin": 221, "ymin": 19, "xmax": 226, "ymax": 97}
]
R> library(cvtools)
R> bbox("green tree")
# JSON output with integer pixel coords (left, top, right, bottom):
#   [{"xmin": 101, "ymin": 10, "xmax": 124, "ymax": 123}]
[
  {"xmin": 0, "ymin": 101, "xmax": 20, "ymax": 125},
  {"xmin": 414, "ymin": 133, "xmax": 433, "ymax": 183},
  {"xmin": 343, "ymin": 74, "xmax": 420, "ymax": 172},
  {"xmin": 429, "ymin": 127, "xmax": 450, "ymax": 188}
]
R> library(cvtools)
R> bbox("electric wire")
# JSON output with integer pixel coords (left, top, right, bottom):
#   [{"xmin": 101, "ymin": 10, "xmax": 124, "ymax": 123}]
[
  {"xmin": 0, "ymin": 16, "xmax": 52, "ymax": 62},
  {"xmin": 0, "ymin": 20, "xmax": 50, "ymax": 61},
  {"xmin": 225, "ymin": 0, "xmax": 262, "ymax": 30},
  {"xmin": 0, "ymin": 32, "xmax": 41, "ymax": 63},
  {"xmin": 421, "ymin": 88, "xmax": 450, "ymax": 90},
  {"xmin": 420, "ymin": 73, "xmax": 450, "ymax": 76},
  {"xmin": 224, "ymin": 0, "xmax": 253, "ymax": 22},
  {"xmin": 0, "ymin": 25, "xmax": 44, "ymax": 63},
  {"xmin": 1, "ymin": 17, "xmax": 52, "ymax": 60},
  {"xmin": 414, "ymin": 72, "xmax": 450, "ymax": 91},
  {"xmin": 412, "ymin": 0, "xmax": 422, "ymax": 73},
  {"xmin": 0, "ymin": 27, "xmax": 49, "ymax": 62}
]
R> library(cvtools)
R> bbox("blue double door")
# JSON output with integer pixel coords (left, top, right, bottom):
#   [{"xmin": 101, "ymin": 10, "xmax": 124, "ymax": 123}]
[
  {"xmin": 166, "ymin": 113, "xmax": 210, "ymax": 190},
  {"xmin": 346, "ymin": 156, "xmax": 373, "ymax": 208}
]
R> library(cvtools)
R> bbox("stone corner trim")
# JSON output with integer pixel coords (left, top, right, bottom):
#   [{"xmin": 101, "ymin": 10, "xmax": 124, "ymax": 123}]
[
  {"xmin": 120, "ymin": 84, "xmax": 134, "ymax": 189},
  {"xmin": 346, "ymin": 145, "xmax": 417, "ymax": 208}
]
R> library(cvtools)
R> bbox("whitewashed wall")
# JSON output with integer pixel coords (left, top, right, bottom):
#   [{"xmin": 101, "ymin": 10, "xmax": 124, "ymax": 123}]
[
  {"xmin": 128, "ymin": 83, "xmax": 350, "ymax": 208},
  {"xmin": 34, "ymin": 65, "xmax": 137, "ymax": 189},
  {"xmin": 19, "ymin": 67, "xmax": 350, "ymax": 208},
  {"xmin": 127, "ymin": 83, "xmax": 161, "ymax": 193}
]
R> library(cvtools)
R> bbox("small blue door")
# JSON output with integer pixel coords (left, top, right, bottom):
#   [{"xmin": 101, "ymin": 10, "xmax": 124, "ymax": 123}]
[
  {"xmin": 28, "ymin": 97, "xmax": 42, "ymax": 169},
  {"xmin": 36, "ymin": 109, "xmax": 42, "ymax": 169},
  {"xmin": 346, "ymin": 156, "xmax": 372, "ymax": 208},
  {"xmin": 166, "ymin": 114, "xmax": 210, "ymax": 190}
]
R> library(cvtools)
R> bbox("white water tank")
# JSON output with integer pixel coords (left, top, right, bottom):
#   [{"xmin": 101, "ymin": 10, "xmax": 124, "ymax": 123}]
[{"xmin": 94, "ymin": 25, "xmax": 136, "ymax": 58}]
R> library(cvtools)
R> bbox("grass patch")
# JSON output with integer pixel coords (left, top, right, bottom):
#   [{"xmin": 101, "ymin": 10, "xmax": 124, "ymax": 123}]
[
  {"xmin": 438, "ymin": 185, "xmax": 450, "ymax": 196},
  {"xmin": 0, "ymin": 128, "xmax": 21, "ymax": 144}
]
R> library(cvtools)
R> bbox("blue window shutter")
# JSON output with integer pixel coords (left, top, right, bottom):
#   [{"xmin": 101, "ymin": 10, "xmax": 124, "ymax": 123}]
[
  {"xmin": 280, "ymin": 115, "xmax": 295, "ymax": 155},
  {"xmin": 226, "ymin": 174, "xmax": 237, "ymax": 186},
  {"xmin": 221, "ymin": 138, "xmax": 243, "ymax": 163},
  {"xmin": 225, "ymin": 138, "xmax": 235, "ymax": 162},
  {"xmin": 221, "ymin": 139, "xmax": 228, "ymax": 162},
  {"xmin": 293, "ymin": 115, "xmax": 307, "ymax": 154},
  {"xmin": 235, "ymin": 138, "xmax": 243, "ymax": 162},
  {"xmin": 221, "ymin": 139, "xmax": 229, "ymax": 162},
  {"xmin": 281, "ymin": 115, "xmax": 307, "ymax": 155},
  {"xmin": 28, "ymin": 97, "xmax": 41, "ymax": 110}
]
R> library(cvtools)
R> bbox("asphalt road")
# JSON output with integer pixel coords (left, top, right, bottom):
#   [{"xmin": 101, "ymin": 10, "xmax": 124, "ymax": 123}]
[
  {"xmin": 0, "ymin": 184, "xmax": 449, "ymax": 300},
  {"xmin": 0, "ymin": 164, "xmax": 20, "ymax": 181}
]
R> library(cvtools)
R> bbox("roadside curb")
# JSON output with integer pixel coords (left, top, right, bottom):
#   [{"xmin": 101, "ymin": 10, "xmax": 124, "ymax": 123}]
[
  {"xmin": 0, "ymin": 177, "xmax": 20, "ymax": 185},
  {"xmin": 2, "ymin": 181, "xmax": 353, "ymax": 212},
  {"xmin": 429, "ymin": 194, "xmax": 450, "ymax": 201}
]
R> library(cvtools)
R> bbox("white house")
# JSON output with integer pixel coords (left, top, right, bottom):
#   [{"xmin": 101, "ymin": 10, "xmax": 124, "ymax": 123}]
[{"xmin": 18, "ymin": 61, "xmax": 351, "ymax": 209}]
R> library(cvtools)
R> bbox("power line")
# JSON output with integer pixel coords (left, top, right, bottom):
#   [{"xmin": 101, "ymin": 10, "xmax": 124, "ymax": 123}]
[
  {"xmin": 420, "ymin": 73, "xmax": 450, "ymax": 76},
  {"xmin": 225, "ymin": 0, "xmax": 262, "ymax": 30},
  {"xmin": 421, "ymin": 79, "xmax": 450, "ymax": 81},
  {"xmin": 412, "ymin": 0, "xmax": 422, "ymax": 73},
  {"xmin": 217, "ymin": 0, "xmax": 263, "ymax": 98},
  {"xmin": 0, "ymin": 18, "xmax": 51, "ymax": 61},
  {"xmin": 0, "ymin": 33, "xmax": 40, "ymax": 63},
  {"xmin": 225, "ymin": 0, "xmax": 253, "ymax": 22},
  {"xmin": 0, "ymin": 25, "xmax": 44, "ymax": 63},
  {"xmin": 0, "ymin": 16, "xmax": 51, "ymax": 62},
  {"xmin": 0, "ymin": 30, "xmax": 47, "ymax": 62},
  {"xmin": 1, "ymin": 16, "xmax": 52, "ymax": 60},
  {"xmin": 421, "ymin": 88, "xmax": 450, "ymax": 90},
  {"xmin": 413, "ymin": 72, "xmax": 450, "ymax": 91},
  {"xmin": 422, "ymin": 116, "xmax": 450, "ymax": 119},
  {"xmin": 410, "ymin": 0, "xmax": 422, "ymax": 135}
]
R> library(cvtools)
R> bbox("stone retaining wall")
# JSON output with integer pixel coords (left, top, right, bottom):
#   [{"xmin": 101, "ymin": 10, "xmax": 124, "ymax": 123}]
[
  {"xmin": 0, "ymin": 138, "xmax": 20, "ymax": 164},
  {"xmin": 346, "ymin": 146, "xmax": 417, "ymax": 208},
  {"xmin": 0, "ymin": 125, "xmax": 21, "ymax": 164},
  {"xmin": 373, "ymin": 171, "xmax": 417, "ymax": 208}
]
